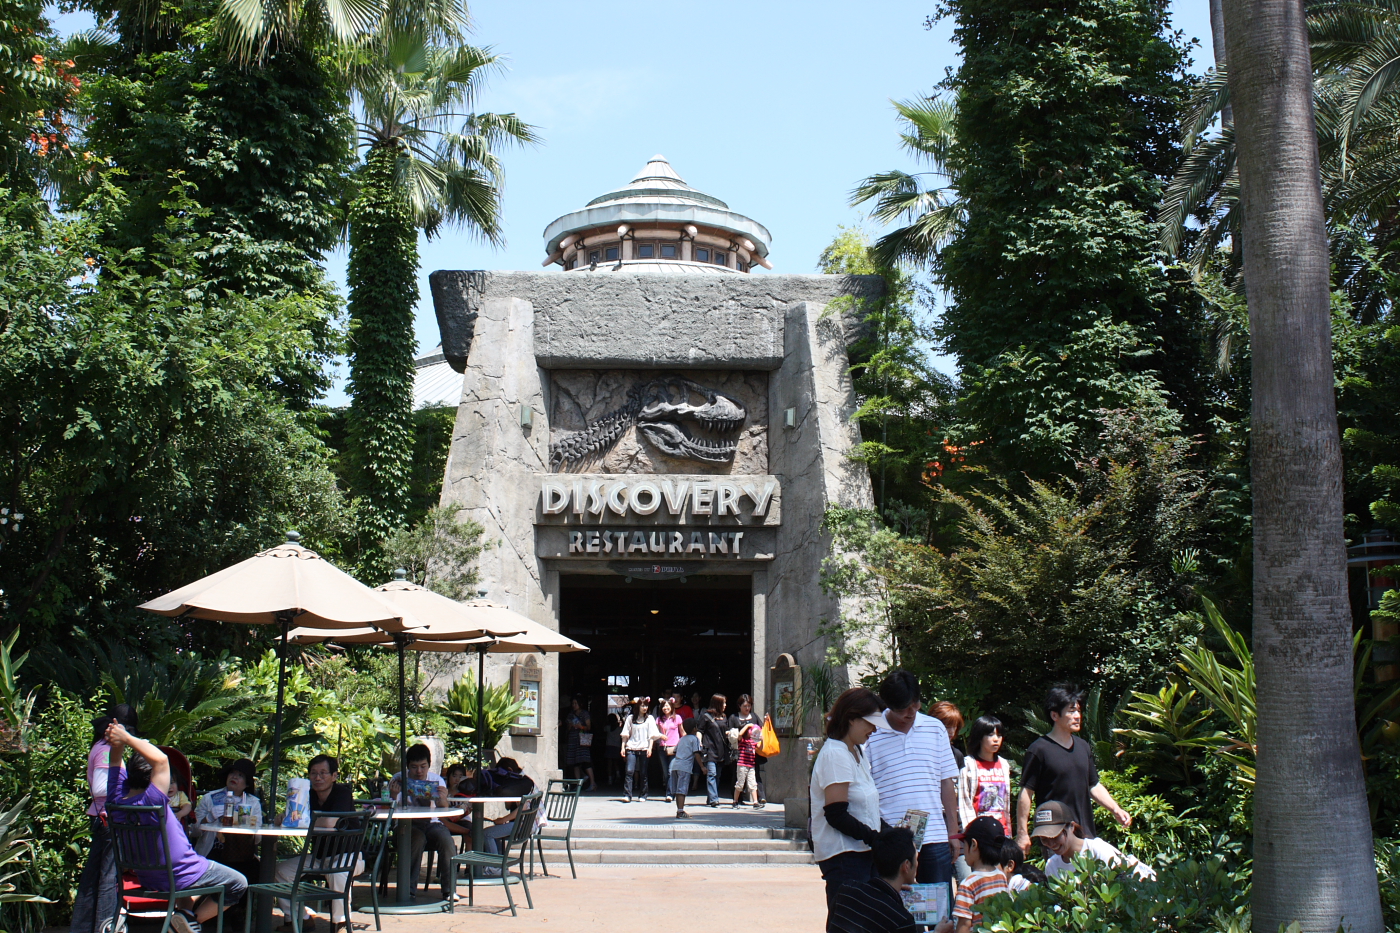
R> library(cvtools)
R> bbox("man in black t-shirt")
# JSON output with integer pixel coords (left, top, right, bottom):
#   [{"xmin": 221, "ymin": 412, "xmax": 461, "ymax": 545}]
[
  {"xmin": 1014, "ymin": 685, "xmax": 1131, "ymax": 854},
  {"xmin": 274, "ymin": 755, "xmax": 358, "ymax": 930}
]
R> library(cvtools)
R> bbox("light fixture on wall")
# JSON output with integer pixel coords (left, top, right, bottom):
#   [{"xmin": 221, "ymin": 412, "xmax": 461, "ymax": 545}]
[
  {"xmin": 520, "ymin": 405, "xmax": 533, "ymax": 427},
  {"xmin": 649, "ymin": 609, "xmax": 659, "ymax": 615},
  {"xmin": 784, "ymin": 407, "xmax": 796, "ymax": 428}
]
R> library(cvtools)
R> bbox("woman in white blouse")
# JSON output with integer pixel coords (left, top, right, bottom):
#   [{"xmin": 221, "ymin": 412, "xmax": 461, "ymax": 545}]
[
  {"xmin": 808, "ymin": 687, "xmax": 887, "ymax": 919},
  {"xmin": 620, "ymin": 698, "xmax": 662, "ymax": 802}
]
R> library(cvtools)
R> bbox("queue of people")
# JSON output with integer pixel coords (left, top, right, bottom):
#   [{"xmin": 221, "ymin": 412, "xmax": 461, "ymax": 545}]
[
  {"xmin": 564, "ymin": 689, "xmax": 775, "ymax": 812},
  {"xmin": 814, "ymin": 677, "xmax": 1152, "ymax": 933}
]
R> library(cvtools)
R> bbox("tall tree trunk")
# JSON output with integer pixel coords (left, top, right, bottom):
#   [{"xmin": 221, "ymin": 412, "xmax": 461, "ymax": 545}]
[
  {"xmin": 1221, "ymin": 1, "xmax": 1382, "ymax": 931},
  {"xmin": 1208, "ymin": 0, "xmax": 1233, "ymax": 127},
  {"xmin": 347, "ymin": 144, "xmax": 419, "ymax": 542}
]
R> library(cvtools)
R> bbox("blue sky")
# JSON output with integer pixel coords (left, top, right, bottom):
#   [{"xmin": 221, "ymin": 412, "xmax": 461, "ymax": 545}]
[{"xmin": 53, "ymin": 1, "xmax": 1218, "ymax": 405}]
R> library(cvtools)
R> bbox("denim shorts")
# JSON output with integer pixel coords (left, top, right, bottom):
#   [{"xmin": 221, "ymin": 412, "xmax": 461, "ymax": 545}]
[
  {"xmin": 669, "ymin": 770, "xmax": 693, "ymax": 795},
  {"xmin": 193, "ymin": 860, "xmax": 248, "ymax": 905}
]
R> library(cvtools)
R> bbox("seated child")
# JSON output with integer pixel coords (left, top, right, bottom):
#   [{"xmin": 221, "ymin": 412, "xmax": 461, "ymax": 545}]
[{"xmin": 936, "ymin": 816, "xmax": 1009, "ymax": 933}]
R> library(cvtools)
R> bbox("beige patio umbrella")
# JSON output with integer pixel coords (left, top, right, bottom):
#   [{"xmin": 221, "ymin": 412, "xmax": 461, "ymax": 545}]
[
  {"xmin": 287, "ymin": 572, "xmax": 534, "ymax": 799},
  {"xmin": 138, "ymin": 532, "xmax": 418, "ymax": 820}
]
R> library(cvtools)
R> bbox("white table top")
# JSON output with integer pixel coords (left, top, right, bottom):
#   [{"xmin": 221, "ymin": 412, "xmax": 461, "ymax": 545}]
[
  {"xmin": 196, "ymin": 823, "xmax": 306, "ymax": 836},
  {"xmin": 384, "ymin": 806, "xmax": 464, "ymax": 819},
  {"xmin": 449, "ymin": 796, "xmax": 523, "ymax": 804}
]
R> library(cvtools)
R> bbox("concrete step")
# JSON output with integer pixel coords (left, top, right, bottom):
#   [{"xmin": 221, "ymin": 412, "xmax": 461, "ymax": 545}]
[
  {"xmin": 539, "ymin": 836, "xmax": 805, "ymax": 851},
  {"xmin": 543, "ymin": 849, "xmax": 814, "ymax": 865},
  {"xmin": 571, "ymin": 825, "xmax": 775, "ymax": 840}
]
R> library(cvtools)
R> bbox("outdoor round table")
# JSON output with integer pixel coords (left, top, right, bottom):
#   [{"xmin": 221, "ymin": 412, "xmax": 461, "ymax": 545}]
[
  {"xmin": 368, "ymin": 806, "xmax": 465, "ymax": 915},
  {"xmin": 195, "ymin": 824, "xmax": 307, "ymax": 933}
]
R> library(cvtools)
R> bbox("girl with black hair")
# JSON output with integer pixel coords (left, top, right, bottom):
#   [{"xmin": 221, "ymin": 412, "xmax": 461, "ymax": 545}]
[{"xmin": 956, "ymin": 716, "xmax": 1013, "ymax": 835}]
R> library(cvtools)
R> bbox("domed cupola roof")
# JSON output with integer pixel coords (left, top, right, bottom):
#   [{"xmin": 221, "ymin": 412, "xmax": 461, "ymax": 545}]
[{"xmin": 542, "ymin": 156, "xmax": 772, "ymax": 272}]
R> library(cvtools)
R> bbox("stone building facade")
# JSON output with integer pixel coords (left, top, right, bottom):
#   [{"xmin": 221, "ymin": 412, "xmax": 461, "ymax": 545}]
[{"xmin": 427, "ymin": 157, "xmax": 879, "ymax": 800}]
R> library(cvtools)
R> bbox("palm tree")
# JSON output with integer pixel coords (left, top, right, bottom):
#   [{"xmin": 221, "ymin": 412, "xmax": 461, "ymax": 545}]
[
  {"xmin": 849, "ymin": 98, "xmax": 965, "ymax": 268},
  {"xmin": 1161, "ymin": 1, "xmax": 1400, "ymax": 322},
  {"xmin": 1220, "ymin": 0, "xmax": 1383, "ymax": 930},
  {"xmin": 344, "ymin": 29, "xmax": 536, "ymax": 539},
  {"xmin": 218, "ymin": 0, "xmax": 467, "ymax": 61}
]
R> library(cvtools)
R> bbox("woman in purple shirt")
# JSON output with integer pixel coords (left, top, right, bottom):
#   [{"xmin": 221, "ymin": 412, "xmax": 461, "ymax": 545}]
[{"xmin": 105, "ymin": 721, "xmax": 247, "ymax": 933}]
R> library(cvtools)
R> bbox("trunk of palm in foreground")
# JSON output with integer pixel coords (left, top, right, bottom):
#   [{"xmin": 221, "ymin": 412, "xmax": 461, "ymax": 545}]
[{"xmin": 1221, "ymin": 0, "xmax": 1382, "ymax": 930}]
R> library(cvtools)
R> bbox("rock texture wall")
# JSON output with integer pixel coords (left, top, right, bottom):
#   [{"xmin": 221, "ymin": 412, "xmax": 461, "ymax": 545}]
[{"xmin": 430, "ymin": 270, "xmax": 883, "ymax": 798}]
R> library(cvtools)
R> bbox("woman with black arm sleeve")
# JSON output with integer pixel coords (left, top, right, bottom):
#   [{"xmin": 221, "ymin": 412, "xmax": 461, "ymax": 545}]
[{"xmin": 808, "ymin": 687, "xmax": 890, "ymax": 921}]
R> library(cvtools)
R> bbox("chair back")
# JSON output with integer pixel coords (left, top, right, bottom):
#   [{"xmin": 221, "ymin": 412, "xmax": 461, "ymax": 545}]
[
  {"xmin": 293, "ymin": 810, "xmax": 372, "ymax": 879},
  {"xmin": 108, "ymin": 804, "xmax": 176, "ymax": 894},
  {"xmin": 502, "ymin": 793, "xmax": 542, "ymax": 856},
  {"xmin": 541, "ymin": 779, "xmax": 582, "ymax": 824}
]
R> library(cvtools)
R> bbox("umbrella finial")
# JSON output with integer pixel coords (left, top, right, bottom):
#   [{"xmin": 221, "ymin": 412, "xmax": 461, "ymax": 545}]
[
  {"xmin": 286, "ymin": 530, "xmax": 302, "ymax": 545},
  {"xmin": 393, "ymin": 568, "xmax": 407, "ymax": 582}
]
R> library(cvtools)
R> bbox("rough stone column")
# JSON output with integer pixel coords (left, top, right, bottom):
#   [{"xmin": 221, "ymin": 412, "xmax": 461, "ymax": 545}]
[
  {"xmin": 438, "ymin": 295, "xmax": 558, "ymax": 782},
  {"xmin": 762, "ymin": 299, "xmax": 878, "ymax": 804}
]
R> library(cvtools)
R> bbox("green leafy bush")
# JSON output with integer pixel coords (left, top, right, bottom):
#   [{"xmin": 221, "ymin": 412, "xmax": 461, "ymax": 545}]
[{"xmin": 980, "ymin": 855, "xmax": 1251, "ymax": 933}]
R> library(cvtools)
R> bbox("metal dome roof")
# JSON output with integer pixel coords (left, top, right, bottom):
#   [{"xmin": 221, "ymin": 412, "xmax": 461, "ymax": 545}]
[{"xmin": 542, "ymin": 155, "xmax": 772, "ymax": 260}]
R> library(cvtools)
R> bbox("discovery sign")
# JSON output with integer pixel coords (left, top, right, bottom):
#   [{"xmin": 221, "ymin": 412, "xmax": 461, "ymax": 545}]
[{"xmin": 535, "ymin": 474, "xmax": 782, "ymax": 526}]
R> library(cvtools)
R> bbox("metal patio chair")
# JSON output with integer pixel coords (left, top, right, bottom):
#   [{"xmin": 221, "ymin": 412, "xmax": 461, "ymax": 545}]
[
  {"xmin": 448, "ymin": 793, "xmax": 542, "ymax": 917},
  {"xmin": 243, "ymin": 814, "xmax": 369, "ymax": 933},
  {"xmin": 529, "ymin": 778, "xmax": 583, "ymax": 879},
  {"xmin": 108, "ymin": 804, "xmax": 229, "ymax": 933}
]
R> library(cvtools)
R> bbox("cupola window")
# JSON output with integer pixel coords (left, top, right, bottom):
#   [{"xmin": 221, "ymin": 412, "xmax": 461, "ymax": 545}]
[
  {"xmin": 605, "ymin": 246, "xmax": 620, "ymax": 261},
  {"xmin": 637, "ymin": 244, "xmax": 654, "ymax": 259},
  {"xmin": 696, "ymin": 248, "xmax": 709, "ymax": 262},
  {"xmin": 661, "ymin": 243, "xmax": 677, "ymax": 258}
]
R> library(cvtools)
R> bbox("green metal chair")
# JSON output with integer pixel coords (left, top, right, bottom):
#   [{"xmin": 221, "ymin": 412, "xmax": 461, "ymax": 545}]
[
  {"xmin": 292, "ymin": 811, "xmax": 385, "ymax": 932},
  {"xmin": 243, "ymin": 814, "xmax": 369, "ymax": 933},
  {"xmin": 529, "ymin": 778, "xmax": 583, "ymax": 879},
  {"xmin": 448, "ymin": 793, "xmax": 541, "ymax": 917},
  {"xmin": 108, "ymin": 804, "xmax": 229, "ymax": 933},
  {"xmin": 355, "ymin": 810, "xmax": 394, "ymax": 930}
]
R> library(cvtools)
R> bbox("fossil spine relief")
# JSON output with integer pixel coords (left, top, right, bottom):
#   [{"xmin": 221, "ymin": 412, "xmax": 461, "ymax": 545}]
[{"xmin": 550, "ymin": 376, "xmax": 747, "ymax": 467}]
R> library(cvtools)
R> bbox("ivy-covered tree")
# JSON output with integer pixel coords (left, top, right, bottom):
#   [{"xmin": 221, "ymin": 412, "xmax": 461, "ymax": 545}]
[
  {"xmin": 343, "ymin": 28, "xmax": 535, "ymax": 540},
  {"xmin": 933, "ymin": 0, "xmax": 1199, "ymax": 478}
]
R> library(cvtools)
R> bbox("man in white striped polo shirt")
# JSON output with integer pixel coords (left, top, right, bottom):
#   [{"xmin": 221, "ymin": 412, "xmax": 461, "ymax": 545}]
[{"xmin": 865, "ymin": 671, "xmax": 962, "ymax": 884}]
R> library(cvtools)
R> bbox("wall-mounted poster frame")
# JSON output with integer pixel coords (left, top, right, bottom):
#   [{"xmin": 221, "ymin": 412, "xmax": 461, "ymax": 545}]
[
  {"xmin": 510, "ymin": 654, "xmax": 542, "ymax": 736},
  {"xmin": 769, "ymin": 653, "xmax": 802, "ymax": 737}
]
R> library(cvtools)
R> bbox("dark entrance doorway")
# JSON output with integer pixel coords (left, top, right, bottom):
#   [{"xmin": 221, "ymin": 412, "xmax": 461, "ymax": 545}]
[{"xmin": 556, "ymin": 574, "xmax": 752, "ymax": 784}]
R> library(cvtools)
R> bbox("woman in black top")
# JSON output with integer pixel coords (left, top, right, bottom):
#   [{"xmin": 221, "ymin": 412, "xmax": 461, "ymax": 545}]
[{"xmin": 728, "ymin": 694, "xmax": 766, "ymax": 805}]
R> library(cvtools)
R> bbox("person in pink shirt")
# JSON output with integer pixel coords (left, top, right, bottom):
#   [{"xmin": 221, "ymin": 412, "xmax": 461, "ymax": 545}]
[
  {"xmin": 655, "ymin": 699, "xmax": 685, "ymax": 788},
  {"xmin": 70, "ymin": 705, "xmax": 139, "ymax": 933}
]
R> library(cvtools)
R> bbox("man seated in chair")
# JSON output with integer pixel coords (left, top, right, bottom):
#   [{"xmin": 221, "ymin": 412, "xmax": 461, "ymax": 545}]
[
  {"xmin": 105, "ymin": 722, "xmax": 247, "ymax": 933},
  {"xmin": 273, "ymin": 756, "xmax": 359, "ymax": 932},
  {"xmin": 389, "ymin": 744, "xmax": 454, "ymax": 901}
]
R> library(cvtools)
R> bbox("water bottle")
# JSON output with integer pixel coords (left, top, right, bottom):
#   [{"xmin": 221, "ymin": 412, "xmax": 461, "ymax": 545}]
[
  {"xmin": 805, "ymin": 740, "xmax": 815, "ymax": 763},
  {"xmin": 380, "ymin": 777, "xmax": 390, "ymax": 802}
]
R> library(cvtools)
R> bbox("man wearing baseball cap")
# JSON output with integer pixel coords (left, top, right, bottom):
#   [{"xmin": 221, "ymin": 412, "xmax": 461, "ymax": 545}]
[{"xmin": 1030, "ymin": 801, "xmax": 1155, "ymax": 881}]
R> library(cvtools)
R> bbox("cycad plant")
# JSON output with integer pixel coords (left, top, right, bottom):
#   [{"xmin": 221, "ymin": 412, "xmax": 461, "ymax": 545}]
[
  {"xmin": 442, "ymin": 676, "xmax": 525, "ymax": 763},
  {"xmin": 343, "ymin": 27, "xmax": 536, "ymax": 541},
  {"xmin": 849, "ymin": 98, "xmax": 965, "ymax": 268}
]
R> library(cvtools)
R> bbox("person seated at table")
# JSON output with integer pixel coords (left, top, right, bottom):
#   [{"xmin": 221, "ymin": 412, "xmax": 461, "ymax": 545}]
[
  {"xmin": 273, "ymin": 755, "xmax": 359, "ymax": 932},
  {"xmin": 440, "ymin": 764, "xmax": 473, "ymax": 841},
  {"xmin": 479, "ymin": 759, "xmax": 537, "ymax": 856},
  {"xmin": 105, "ymin": 721, "xmax": 247, "ymax": 933},
  {"xmin": 389, "ymin": 744, "xmax": 454, "ymax": 901},
  {"xmin": 193, "ymin": 759, "xmax": 262, "ymax": 884}
]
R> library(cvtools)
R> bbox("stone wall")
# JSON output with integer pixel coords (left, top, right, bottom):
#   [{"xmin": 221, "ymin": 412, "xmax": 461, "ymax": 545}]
[{"xmin": 429, "ymin": 270, "xmax": 883, "ymax": 799}]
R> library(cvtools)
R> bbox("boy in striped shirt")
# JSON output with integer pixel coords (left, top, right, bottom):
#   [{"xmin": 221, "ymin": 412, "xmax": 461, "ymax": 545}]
[{"xmin": 937, "ymin": 817, "xmax": 1009, "ymax": 933}]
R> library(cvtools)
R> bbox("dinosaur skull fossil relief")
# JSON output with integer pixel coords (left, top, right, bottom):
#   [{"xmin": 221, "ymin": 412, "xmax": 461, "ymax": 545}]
[{"xmin": 550, "ymin": 377, "xmax": 748, "ymax": 467}]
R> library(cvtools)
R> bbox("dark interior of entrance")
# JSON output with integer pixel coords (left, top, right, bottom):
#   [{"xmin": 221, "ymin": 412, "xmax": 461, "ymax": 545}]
[{"xmin": 557, "ymin": 575, "xmax": 751, "ymax": 775}]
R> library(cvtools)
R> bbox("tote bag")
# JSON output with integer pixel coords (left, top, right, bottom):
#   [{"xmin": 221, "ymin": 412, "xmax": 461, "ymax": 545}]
[{"xmin": 758, "ymin": 714, "xmax": 781, "ymax": 758}]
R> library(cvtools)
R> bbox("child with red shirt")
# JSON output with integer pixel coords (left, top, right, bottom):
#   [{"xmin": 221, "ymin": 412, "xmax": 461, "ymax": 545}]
[{"xmin": 730, "ymin": 722, "xmax": 761, "ymax": 809}]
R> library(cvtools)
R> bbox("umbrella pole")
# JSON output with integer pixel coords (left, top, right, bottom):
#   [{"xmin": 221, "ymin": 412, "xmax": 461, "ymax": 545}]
[
  {"xmin": 268, "ymin": 615, "xmax": 290, "ymax": 814},
  {"xmin": 476, "ymin": 645, "xmax": 487, "ymax": 772},
  {"xmin": 397, "ymin": 636, "xmax": 408, "ymax": 806}
]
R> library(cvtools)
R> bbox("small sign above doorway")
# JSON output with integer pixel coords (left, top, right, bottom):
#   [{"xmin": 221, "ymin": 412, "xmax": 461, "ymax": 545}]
[{"xmin": 607, "ymin": 560, "xmax": 703, "ymax": 581}]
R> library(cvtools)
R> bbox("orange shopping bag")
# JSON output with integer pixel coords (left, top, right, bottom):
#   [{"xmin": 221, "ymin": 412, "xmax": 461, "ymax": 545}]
[{"xmin": 758, "ymin": 713, "xmax": 781, "ymax": 758}]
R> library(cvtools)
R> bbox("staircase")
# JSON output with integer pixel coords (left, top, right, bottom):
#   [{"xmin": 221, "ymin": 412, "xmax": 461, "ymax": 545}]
[{"xmin": 539, "ymin": 823, "xmax": 811, "ymax": 865}]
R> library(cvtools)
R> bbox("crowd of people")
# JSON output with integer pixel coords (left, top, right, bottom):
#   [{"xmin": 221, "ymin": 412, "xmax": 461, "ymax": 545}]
[
  {"xmin": 562, "ymin": 690, "xmax": 772, "ymax": 815},
  {"xmin": 68, "ymin": 705, "xmax": 540, "ymax": 933},
  {"xmin": 815, "ymin": 676, "xmax": 1155, "ymax": 933}
]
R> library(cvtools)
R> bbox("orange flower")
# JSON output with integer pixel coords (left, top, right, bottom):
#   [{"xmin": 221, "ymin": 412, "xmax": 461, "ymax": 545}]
[{"xmin": 31, "ymin": 54, "xmax": 44, "ymax": 68}]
